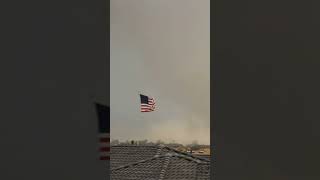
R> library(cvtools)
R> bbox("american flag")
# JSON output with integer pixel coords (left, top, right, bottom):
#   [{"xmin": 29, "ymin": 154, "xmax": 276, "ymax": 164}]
[
  {"xmin": 140, "ymin": 94, "xmax": 156, "ymax": 112},
  {"xmin": 95, "ymin": 103, "xmax": 110, "ymax": 160}
]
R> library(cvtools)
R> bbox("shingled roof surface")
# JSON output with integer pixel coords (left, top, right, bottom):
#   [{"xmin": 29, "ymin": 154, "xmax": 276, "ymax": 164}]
[
  {"xmin": 110, "ymin": 145, "xmax": 210, "ymax": 180},
  {"xmin": 193, "ymin": 155, "xmax": 211, "ymax": 160}
]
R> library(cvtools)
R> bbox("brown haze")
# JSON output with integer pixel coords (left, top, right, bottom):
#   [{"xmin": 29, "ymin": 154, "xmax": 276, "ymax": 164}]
[{"xmin": 110, "ymin": 0, "xmax": 210, "ymax": 145}]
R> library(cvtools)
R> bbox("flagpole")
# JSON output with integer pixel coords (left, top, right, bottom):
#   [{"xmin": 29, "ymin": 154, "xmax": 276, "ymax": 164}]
[
  {"xmin": 137, "ymin": 90, "xmax": 143, "ymax": 120},
  {"xmin": 137, "ymin": 91, "xmax": 144, "ymax": 144}
]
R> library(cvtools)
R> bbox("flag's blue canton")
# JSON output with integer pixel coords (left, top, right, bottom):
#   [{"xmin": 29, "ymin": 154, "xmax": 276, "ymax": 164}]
[{"xmin": 95, "ymin": 103, "xmax": 110, "ymax": 133}]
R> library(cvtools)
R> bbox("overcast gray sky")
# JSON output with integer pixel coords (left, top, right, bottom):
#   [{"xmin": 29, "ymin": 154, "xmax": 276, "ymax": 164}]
[{"xmin": 110, "ymin": 0, "xmax": 210, "ymax": 145}]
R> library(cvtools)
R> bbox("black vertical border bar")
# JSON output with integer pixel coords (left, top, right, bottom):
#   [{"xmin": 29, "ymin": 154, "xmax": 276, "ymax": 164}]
[
  {"xmin": 210, "ymin": 0, "xmax": 215, "ymax": 179},
  {"xmin": 106, "ymin": 0, "xmax": 110, "ymax": 178},
  {"xmin": 107, "ymin": 0, "xmax": 110, "ymax": 105}
]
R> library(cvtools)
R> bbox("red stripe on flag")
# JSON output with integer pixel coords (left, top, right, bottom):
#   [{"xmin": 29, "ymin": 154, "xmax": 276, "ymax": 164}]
[
  {"xmin": 100, "ymin": 147, "xmax": 110, "ymax": 152},
  {"xmin": 100, "ymin": 138, "xmax": 110, "ymax": 143}
]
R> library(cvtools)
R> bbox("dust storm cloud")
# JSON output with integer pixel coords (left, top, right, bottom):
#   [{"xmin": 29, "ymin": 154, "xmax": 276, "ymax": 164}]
[{"xmin": 111, "ymin": 0, "xmax": 210, "ymax": 145}]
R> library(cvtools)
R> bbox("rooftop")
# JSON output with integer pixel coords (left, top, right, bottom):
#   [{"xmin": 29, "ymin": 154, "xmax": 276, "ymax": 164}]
[{"xmin": 110, "ymin": 145, "xmax": 211, "ymax": 180}]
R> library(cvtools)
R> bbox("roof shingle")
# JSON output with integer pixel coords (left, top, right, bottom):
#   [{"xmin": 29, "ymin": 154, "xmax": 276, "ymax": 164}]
[{"xmin": 111, "ymin": 145, "xmax": 211, "ymax": 180}]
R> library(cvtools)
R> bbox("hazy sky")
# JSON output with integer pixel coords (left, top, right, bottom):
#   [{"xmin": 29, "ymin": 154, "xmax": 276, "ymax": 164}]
[{"xmin": 110, "ymin": 0, "xmax": 210, "ymax": 145}]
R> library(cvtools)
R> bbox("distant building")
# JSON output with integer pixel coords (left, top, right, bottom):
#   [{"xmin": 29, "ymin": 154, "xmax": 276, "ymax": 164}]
[{"xmin": 110, "ymin": 145, "xmax": 210, "ymax": 179}]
